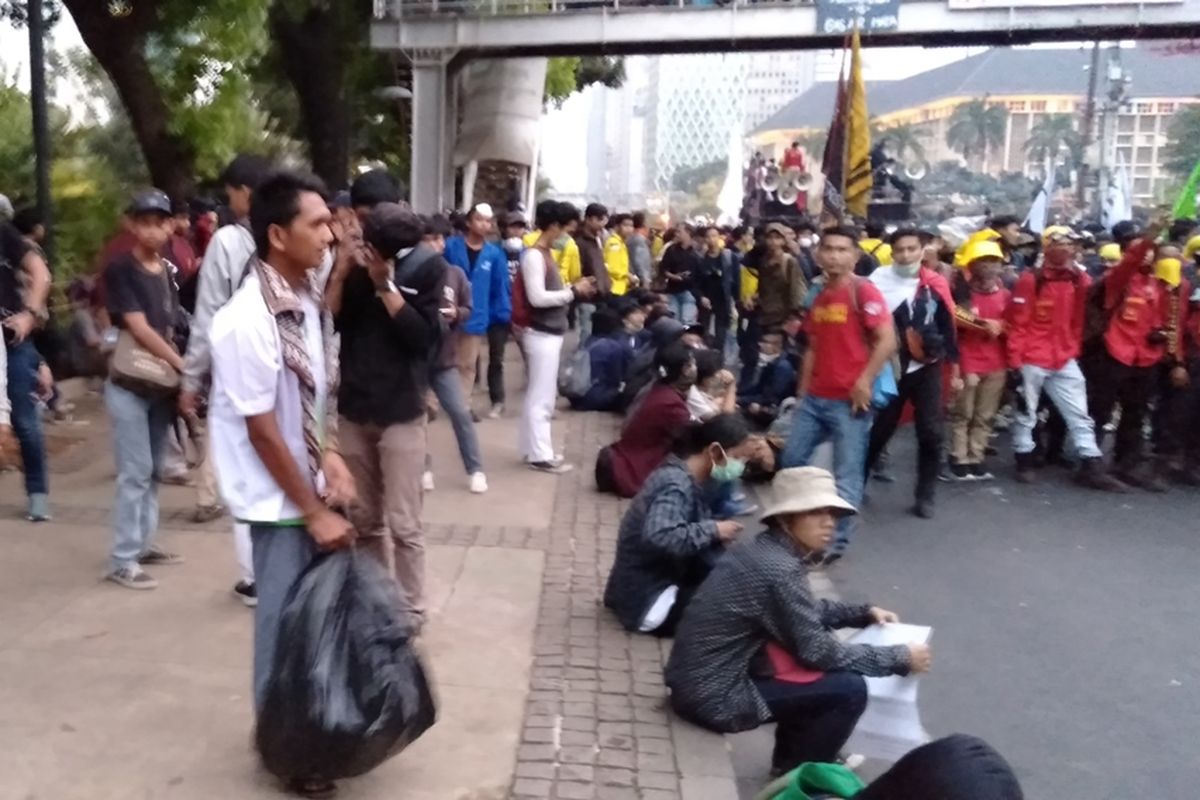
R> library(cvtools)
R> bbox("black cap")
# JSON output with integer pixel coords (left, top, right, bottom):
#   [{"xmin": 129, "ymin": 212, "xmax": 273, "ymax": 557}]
[
  {"xmin": 127, "ymin": 190, "xmax": 172, "ymax": 217},
  {"xmin": 329, "ymin": 190, "xmax": 352, "ymax": 210}
]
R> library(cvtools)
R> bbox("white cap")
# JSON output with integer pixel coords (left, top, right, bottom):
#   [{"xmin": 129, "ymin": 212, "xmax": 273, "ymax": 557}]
[
  {"xmin": 471, "ymin": 202, "xmax": 494, "ymax": 220},
  {"xmin": 0, "ymin": 194, "xmax": 12, "ymax": 222}
]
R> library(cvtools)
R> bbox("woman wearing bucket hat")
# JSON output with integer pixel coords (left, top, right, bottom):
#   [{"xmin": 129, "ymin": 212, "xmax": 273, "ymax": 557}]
[{"xmin": 665, "ymin": 467, "xmax": 931, "ymax": 777}]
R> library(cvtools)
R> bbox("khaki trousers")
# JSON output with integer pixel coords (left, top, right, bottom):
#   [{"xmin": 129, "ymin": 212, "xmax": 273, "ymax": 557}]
[
  {"xmin": 340, "ymin": 417, "xmax": 427, "ymax": 616},
  {"xmin": 457, "ymin": 333, "xmax": 485, "ymax": 401},
  {"xmin": 949, "ymin": 370, "xmax": 1007, "ymax": 465}
]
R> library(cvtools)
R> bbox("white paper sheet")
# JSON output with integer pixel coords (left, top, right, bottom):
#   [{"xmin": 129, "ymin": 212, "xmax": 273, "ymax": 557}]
[{"xmin": 842, "ymin": 623, "xmax": 932, "ymax": 762}]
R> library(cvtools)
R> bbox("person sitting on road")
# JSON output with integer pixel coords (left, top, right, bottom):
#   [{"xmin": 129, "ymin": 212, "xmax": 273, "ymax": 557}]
[
  {"xmin": 687, "ymin": 348, "xmax": 737, "ymax": 422},
  {"xmin": 665, "ymin": 466, "xmax": 932, "ymax": 778},
  {"xmin": 737, "ymin": 330, "xmax": 797, "ymax": 428},
  {"xmin": 603, "ymin": 414, "xmax": 757, "ymax": 636},
  {"xmin": 569, "ymin": 305, "xmax": 637, "ymax": 413},
  {"xmin": 596, "ymin": 341, "xmax": 696, "ymax": 498}
]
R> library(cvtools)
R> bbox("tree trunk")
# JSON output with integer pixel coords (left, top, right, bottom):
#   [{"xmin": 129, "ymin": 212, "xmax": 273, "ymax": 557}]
[
  {"xmin": 64, "ymin": 0, "xmax": 195, "ymax": 199},
  {"xmin": 269, "ymin": 3, "xmax": 353, "ymax": 190}
]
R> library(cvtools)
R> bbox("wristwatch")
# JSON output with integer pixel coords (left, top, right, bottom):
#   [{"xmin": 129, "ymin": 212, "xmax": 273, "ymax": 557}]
[{"xmin": 376, "ymin": 279, "xmax": 399, "ymax": 296}]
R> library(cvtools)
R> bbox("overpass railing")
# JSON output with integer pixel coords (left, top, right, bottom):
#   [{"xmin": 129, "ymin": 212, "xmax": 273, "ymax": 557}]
[{"xmin": 377, "ymin": 0, "xmax": 816, "ymax": 17}]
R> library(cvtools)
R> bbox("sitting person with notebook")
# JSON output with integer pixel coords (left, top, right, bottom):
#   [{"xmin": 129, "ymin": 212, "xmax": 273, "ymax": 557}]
[{"xmin": 664, "ymin": 466, "xmax": 932, "ymax": 778}]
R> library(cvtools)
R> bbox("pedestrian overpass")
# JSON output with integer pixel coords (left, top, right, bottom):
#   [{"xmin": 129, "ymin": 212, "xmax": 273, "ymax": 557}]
[{"xmin": 370, "ymin": 0, "xmax": 1200, "ymax": 210}]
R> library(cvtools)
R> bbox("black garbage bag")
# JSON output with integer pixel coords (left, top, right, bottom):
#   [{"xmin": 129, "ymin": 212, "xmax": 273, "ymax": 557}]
[{"xmin": 256, "ymin": 549, "xmax": 437, "ymax": 782}]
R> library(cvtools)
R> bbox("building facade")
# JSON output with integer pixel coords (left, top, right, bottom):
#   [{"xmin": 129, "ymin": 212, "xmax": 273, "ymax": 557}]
[{"xmin": 751, "ymin": 44, "xmax": 1200, "ymax": 204}]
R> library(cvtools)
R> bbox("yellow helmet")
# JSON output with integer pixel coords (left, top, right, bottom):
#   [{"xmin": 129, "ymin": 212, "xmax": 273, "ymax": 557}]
[
  {"xmin": 1184, "ymin": 235, "xmax": 1200, "ymax": 261},
  {"xmin": 1041, "ymin": 225, "xmax": 1076, "ymax": 244},
  {"xmin": 1098, "ymin": 243, "xmax": 1121, "ymax": 262},
  {"xmin": 964, "ymin": 239, "xmax": 1005, "ymax": 266},
  {"xmin": 954, "ymin": 229, "xmax": 1002, "ymax": 268},
  {"xmin": 1155, "ymin": 257, "xmax": 1182, "ymax": 288}
]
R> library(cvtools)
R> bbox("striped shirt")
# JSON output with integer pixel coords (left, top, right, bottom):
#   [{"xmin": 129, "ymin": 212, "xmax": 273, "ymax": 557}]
[{"xmin": 665, "ymin": 528, "xmax": 911, "ymax": 732}]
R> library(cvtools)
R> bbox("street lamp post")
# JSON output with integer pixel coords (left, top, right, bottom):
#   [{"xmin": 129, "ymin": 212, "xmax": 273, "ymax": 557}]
[{"xmin": 28, "ymin": 0, "xmax": 54, "ymax": 262}]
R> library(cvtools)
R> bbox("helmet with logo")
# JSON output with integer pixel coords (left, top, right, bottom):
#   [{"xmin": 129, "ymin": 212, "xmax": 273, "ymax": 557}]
[{"xmin": 1041, "ymin": 225, "xmax": 1078, "ymax": 245}]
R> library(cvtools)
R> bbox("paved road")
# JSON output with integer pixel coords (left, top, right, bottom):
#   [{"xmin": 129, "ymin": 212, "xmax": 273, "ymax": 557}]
[{"xmin": 734, "ymin": 434, "xmax": 1200, "ymax": 799}]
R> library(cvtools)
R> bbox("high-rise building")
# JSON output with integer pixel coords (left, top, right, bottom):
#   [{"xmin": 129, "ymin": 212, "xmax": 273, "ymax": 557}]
[
  {"xmin": 742, "ymin": 51, "xmax": 820, "ymax": 132},
  {"xmin": 641, "ymin": 53, "xmax": 747, "ymax": 192}
]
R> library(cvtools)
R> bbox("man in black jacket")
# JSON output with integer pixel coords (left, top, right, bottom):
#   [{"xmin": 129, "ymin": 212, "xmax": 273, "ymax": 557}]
[{"xmin": 325, "ymin": 200, "xmax": 443, "ymax": 625}]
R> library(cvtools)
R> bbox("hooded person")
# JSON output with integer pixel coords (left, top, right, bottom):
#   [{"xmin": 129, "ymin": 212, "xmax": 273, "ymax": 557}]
[{"xmin": 856, "ymin": 734, "xmax": 1024, "ymax": 800}]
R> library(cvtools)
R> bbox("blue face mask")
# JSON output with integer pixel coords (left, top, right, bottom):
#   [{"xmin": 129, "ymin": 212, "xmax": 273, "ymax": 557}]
[{"xmin": 710, "ymin": 445, "xmax": 746, "ymax": 483}]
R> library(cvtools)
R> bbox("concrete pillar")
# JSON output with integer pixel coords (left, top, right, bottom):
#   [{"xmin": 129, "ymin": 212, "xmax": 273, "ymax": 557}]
[{"xmin": 410, "ymin": 49, "xmax": 453, "ymax": 213}]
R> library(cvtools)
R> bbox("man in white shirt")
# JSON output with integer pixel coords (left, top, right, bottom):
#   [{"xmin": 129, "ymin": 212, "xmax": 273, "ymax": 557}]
[
  {"xmin": 179, "ymin": 153, "xmax": 271, "ymax": 605},
  {"xmin": 209, "ymin": 173, "xmax": 356, "ymax": 787},
  {"xmin": 865, "ymin": 227, "xmax": 960, "ymax": 519}
]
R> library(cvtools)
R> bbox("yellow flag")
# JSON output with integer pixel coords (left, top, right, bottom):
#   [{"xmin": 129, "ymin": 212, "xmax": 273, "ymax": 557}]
[{"xmin": 843, "ymin": 26, "xmax": 872, "ymax": 218}]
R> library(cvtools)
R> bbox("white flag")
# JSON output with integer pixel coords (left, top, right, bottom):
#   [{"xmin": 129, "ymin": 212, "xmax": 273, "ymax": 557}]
[
  {"xmin": 1024, "ymin": 157, "xmax": 1055, "ymax": 234},
  {"xmin": 1103, "ymin": 152, "xmax": 1133, "ymax": 229}
]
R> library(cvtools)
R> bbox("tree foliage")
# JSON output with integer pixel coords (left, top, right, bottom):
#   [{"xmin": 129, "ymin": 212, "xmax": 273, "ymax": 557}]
[
  {"xmin": 672, "ymin": 158, "xmax": 725, "ymax": 195},
  {"xmin": 544, "ymin": 56, "xmax": 625, "ymax": 107},
  {"xmin": 946, "ymin": 100, "xmax": 1007, "ymax": 167},
  {"xmin": 1023, "ymin": 113, "xmax": 1082, "ymax": 170},
  {"xmin": 1163, "ymin": 104, "xmax": 1200, "ymax": 179}
]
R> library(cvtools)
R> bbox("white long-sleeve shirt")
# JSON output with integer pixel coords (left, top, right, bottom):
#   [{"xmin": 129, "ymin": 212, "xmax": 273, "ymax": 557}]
[{"xmin": 181, "ymin": 224, "xmax": 256, "ymax": 393}]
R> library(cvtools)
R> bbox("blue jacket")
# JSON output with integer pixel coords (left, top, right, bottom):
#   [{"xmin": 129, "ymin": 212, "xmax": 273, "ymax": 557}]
[
  {"xmin": 572, "ymin": 334, "xmax": 634, "ymax": 412},
  {"xmin": 444, "ymin": 236, "xmax": 511, "ymax": 333}
]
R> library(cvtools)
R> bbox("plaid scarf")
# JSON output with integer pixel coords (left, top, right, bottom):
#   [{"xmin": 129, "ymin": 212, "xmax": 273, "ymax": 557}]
[{"xmin": 255, "ymin": 258, "xmax": 340, "ymax": 484}]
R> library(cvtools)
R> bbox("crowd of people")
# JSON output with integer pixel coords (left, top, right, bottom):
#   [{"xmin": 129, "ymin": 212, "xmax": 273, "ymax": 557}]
[{"xmin": 3, "ymin": 151, "xmax": 1196, "ymax": 795}]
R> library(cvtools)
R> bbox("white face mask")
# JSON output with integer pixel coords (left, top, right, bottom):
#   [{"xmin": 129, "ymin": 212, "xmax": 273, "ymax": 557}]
[
  {"xmin": 758, "ymin": 351, "xmax": 780, "ymax": 366},
  {"xmin": 504, "ymin": 236, "xmax": 523, "ymax": 253},
  {"xmin": 798, "ymin": 236, "xmax": 814, "ymax": 249},
  {"xmin": 893, "ymin": 261, "xmax": 921, "ymax": 278}
]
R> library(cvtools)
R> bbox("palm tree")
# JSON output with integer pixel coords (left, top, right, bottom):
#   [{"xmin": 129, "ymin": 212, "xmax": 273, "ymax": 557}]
[
  {"xmin": 946, "ymin": 99, "xmax": 1008, "ymax": 171},
  {"xmin": 877, "ymin": 123, "xmax": 930, "ymax": 166},
  {"xmin": 1024, "ymin": 113, "xmax": 1082, "ymax": 170}
]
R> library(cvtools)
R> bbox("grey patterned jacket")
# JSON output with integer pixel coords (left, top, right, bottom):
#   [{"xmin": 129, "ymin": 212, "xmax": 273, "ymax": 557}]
[
  {"xmin": 603, "ymin": 457, "xmax": 719, "ymax": 631},
  {"xmin": 664, "ymin": 528, "xmax": 911, "ymax": 732}
]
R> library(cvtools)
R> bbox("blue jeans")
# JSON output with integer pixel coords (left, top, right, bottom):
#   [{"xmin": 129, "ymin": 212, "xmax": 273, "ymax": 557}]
[
  {"xmin": 7, "ymin": 339, "xmax": 47, "ymax": 496},
  {"xmin": 780, "ymin": 396, "xmax": 873, "ymax": 554},
  {"xmin": 250, "ymin": 524, "xmax": 318, "ymax": 712},
  {"xmin": 666, "ymin": 292, "xmax": 697, "ymax": 325},
  {"xmin": 576, "ymin": 302, "xmax": 597, "ymax": 344},
  {"xmin": 428, "ymin": 366, "xmax": 484, "ymax": 474},
  {"xmin": 105, "ymin": 381, "xmax": 173, "ymax": 570}
]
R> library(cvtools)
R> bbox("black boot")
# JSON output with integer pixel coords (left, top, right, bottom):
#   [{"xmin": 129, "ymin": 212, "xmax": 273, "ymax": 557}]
[
  {"xmin": 1075, "ymin": 457, "xmax": 1129, "ymax": 492},
  {"xmin": 1014, "ymin": 452, "xmax": 1037, "ymax": 484}
]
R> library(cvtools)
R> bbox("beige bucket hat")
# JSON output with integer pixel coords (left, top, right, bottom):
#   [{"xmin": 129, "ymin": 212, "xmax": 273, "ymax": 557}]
[{"xmin": 759, "ymin": 466, "xmax": 857, "ymax": 522}]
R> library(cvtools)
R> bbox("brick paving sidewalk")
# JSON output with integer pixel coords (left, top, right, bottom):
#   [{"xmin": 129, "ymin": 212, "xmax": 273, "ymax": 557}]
[{"xmin": 505, "ymin": 409, "xmax": 693, "ymax": 800}]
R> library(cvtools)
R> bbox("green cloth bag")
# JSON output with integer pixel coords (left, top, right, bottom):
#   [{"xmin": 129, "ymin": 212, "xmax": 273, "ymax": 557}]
[{"xmin": 754, "ymin": 762, "xmax": 867, "ymax": 800}]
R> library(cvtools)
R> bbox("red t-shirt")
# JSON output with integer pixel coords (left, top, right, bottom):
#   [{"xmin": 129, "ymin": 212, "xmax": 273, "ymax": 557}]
[
  {"xmin": 805, "ymin": 278, "xmax": 891, "ymax": 400},
  {"xmin": 609, "ymin": 383, "xmax": 691, "ymax": 498},
  {"xmin": 958, "ymin": 287, "xmax": 1010, "ymax": 375},
  {"xmin": 781, "ymin": 147, "xmax": 805, "ymax": 171}
]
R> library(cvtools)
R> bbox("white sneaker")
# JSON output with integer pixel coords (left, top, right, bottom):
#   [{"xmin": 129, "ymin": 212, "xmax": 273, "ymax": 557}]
[
  {"xmin": 487, "ymin": 403, "xmax": 504, "ymax": 419},
  {"xmin": 422, "ymin": 471, "xmax": 435, "ymax": 492},
  {"xmin": 469, "ymin": 471, "xmax": 488, "ymax": 493}
]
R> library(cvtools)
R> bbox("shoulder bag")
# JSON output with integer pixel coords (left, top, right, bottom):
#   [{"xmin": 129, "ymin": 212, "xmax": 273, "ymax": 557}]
[{"xmin": 109, "ymin": 265, "xmax": 181, "ymax": 396}]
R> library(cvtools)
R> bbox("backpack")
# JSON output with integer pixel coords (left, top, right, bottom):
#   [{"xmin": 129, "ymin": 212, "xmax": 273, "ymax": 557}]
[
  {"xmin": 815, "ymin": 276, "xmax": 899, "ymax": 410},
  {"xmin": 558, "ymin": 345, "xmax": 592, "ymax": 401}
]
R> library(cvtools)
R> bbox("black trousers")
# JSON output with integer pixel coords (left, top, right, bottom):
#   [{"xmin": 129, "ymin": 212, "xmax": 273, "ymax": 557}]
[
  {"xmin": 755, "ymin": 672, "xmax": 868, "ymax": 773},
  {"xmin": 866, "ymin": 365, "xmax": 943, "ymax": 503},
  {"xmin": 486, "ymin": 323, "xmax": 509, "ymax": 405},
  {"xmin": 1086, "ymin": 351, "xmax": 1154, "ymax": 469},
  {"xmin": 1153, "ymin": 359, "xmax": 1200, "ymax": 464},
  {"xmin": 737, "ymin": 309, "xmax": 762, "ymax": 385}
]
